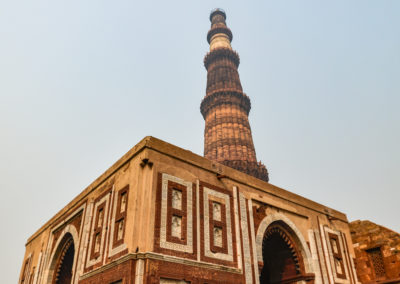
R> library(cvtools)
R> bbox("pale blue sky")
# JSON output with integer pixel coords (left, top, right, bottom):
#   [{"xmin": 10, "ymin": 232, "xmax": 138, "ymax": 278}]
[{"xmin": 1, "ymin": 1, "xmax": 399, "ymax": 282}]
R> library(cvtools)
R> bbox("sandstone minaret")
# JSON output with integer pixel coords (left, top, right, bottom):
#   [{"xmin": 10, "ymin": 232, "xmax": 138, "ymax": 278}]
[{"xmin": 201, "ymin": 9, "xmax": 269, "ymax": 182}]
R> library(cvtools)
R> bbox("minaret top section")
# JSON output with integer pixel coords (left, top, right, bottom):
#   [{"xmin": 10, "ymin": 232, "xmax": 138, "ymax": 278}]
[
  {"xmin": 208, "ymin": 8, "xmax": 233, "ymax": 51},
  {"xmin": 209, "ymin": 8, "xmax": 226, "ymax": 21}
]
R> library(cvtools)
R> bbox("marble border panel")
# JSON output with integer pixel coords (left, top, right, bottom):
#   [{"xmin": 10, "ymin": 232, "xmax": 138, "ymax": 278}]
[
  {"xmin": 239, "ymin": 193, "xmax": 253, "ymax": 284},
  {"xmin": 85, "ymin": 191, "xmax": 111, "ymax": 269},
  {"xmin": 159, "ymin": 173, "xmax": 193, "ymax": 253},
  {"xmin": 322, "ymin": 226, "xmax": 351, "ymax": 284},
  {"xmin": 203, "ymin": 186, "xmax": 233, "ymax": 262}
]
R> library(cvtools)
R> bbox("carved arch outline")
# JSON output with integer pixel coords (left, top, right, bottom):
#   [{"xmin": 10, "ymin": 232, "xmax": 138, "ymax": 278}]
[
  {"xmin": 44, "ymin": 224, "xmax": 79, "ymax": 284},
  {"xmin": 255, "ymin": 212, "xmax": 314, "ymax": 274}
]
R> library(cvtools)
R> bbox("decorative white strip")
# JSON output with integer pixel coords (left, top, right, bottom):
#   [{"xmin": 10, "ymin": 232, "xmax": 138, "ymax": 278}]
[
  {"xmin": 314, "ymin": 229, "xmax": 329, "ymax": 284},
  {"xmin": 248, "ymin": 200, "xmax": 259, "ymax": 284},
  {"xmin": 239, "ymin": 193, "xmax": 253, "ymax": 284},
  {"xmin": 22, "ymin": 253, "xmax": 32, "ymax": 284},
  {"xmin": 320, "ymin": 224, "xmax": 334, "ymax": 284},
  {"xmin": 32, "ymin": 252, "xmax": 42, "ymax": 284},
  {"xmin": 341, "ymin": 232, "xmax": 361, "ymax": 284},
  {"xmin": 134, "ymin": 259, "xmax": 144, "ymax": 284},
  {"xmin": 77, "ymin": 201, "xmax": 93, "ymax": 280},
  {"xmin": 103, "ymin": 186, "xmax": 115, "ymax": 262},
  {"xmin": 203, "ymin": 186, "xmax": 233, "ymax": 261},
  {"xmin": 40, "ymin": 235, "xmax": 53, "ymax": 283},
  {"xmin": 233, "ymin": 187, "xmax": 242, "ymax": 270},
  {"xmin": 73, "ymin": 202, "xmax": 89, "ymax": 284},
  {"xmin": 196, "ymin": 180, "xmax": 201, "ymax": 261},
  {"xmin": 350, "ymin": 256, "xmax": 361, "ymax": 284},
  {"xmin": 160, "ymin": 173, "xmax": 193, "ymax": 253},
  {"xmin": 323, "ymin": 227, "xmax": 351, "ymax": 284},
  {"xmin": 308, "ymin": 230, "xmax": 323, "ymax": 284},
  {"xmin": 36, "ymin": 248, "xmax": 47, "ymax": 284}
]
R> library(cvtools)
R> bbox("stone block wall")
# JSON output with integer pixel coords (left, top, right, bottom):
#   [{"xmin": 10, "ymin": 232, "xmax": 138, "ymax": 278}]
[{"xmin": 350, "ymin": 220, "xmax": 400, "ymax": 283}]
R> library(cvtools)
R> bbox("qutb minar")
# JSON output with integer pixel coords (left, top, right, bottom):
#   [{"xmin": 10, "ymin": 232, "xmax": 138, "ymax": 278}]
[{"xmin": 201, "ymin": 9, "xmax": 269, "ymax": 182}]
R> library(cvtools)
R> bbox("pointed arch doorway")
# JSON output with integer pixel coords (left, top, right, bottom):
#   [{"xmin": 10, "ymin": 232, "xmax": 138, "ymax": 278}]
[
  {"xmin": 51, "ymin": 233, "xmax": 75, "ymax": 284},
  {"xmin": 259, "ymin": 221, "xmax": 313, "ymax": 284}
]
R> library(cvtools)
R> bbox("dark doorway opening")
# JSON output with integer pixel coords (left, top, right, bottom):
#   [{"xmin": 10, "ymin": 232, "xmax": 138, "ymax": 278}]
[
  {"xmin": 53, "ymin": 234, "xmax": 75, "ymax": 284},
  {"xmin": 260, "ymin": 222, "xmax": 305, "ymax": 284}
]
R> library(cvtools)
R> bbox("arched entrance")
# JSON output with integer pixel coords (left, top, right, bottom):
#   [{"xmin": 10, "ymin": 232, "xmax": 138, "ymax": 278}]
[
  {"xmin": 260, "ymin": 222, "xmax": 307, "ymax": 284},
  {"xmin": 51, "ymin": 233, "xmax": 75, "ymax": 284}
]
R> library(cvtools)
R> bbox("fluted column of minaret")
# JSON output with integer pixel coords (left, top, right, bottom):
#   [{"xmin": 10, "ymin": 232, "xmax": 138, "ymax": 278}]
[{"xmin": 200, "ymin": 9, "xmax": 269, "ymax": 182}]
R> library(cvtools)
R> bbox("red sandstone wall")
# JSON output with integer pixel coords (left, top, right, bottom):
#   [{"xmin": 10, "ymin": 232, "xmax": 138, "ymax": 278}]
[
  {"xmin": 350, "ymin": 220, "xmax": 400, "ymax": 283},
  {"xmin": 79, "ymin": 259, "xmax": 135, "ymax": 284}
]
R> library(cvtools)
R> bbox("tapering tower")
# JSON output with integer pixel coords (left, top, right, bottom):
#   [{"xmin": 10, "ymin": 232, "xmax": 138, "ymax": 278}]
[{"xmin": 201, "ymin": 9, "xmax": 269, "ymax": 182}]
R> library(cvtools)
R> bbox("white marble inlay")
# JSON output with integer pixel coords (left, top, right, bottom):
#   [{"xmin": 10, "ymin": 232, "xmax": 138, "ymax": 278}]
[
  {"xmin": 331, "ymin": 238, "xmax": 339, "ymax": 254},
  {"xmin": 239, "ymin": 193, "xmax": 253, "ymax": 284},
  {"xmin": 323, "ymin": 226, "xmax": 351, "ymax": 284},
  {"xmin": 308, "ymin": 229, "xmax": 325, "ymax": 284},
  {"xmin": 248, "ymin": 199, "xmax": 260, "ymax": 284},
  {"xmin": 172, "ymin": 189, "xmax": 182, "ymax": 210},
  {"xmin": 213, "ymin": 226, "xmax": 223, "ymax": 247},
  {"xmin": 120, "ymin": 192, "xmax": 127, "ymax": 213},
  {"xmin": 108, "ymin": 188, "xmax": 128, "ymax": 258},
  {"xmin": 233, "ymin": 187, "xmax": 243, "ymax": 270},
  {"xmin": 85, "ymin": 193, "xmax": 111, "ymax": 268},
  {"xmin": 94, "ymin": 233, "xmax": 101, "ymax": 253},
  {"xmin": 213, "ymin": 202, "xmax": 222, "ymax": 221},
  {"xmin": 160, "ymin": 173, "xmax": 193, "ymax": 253},
  {"xmin": 203, "ymin": 187, "xmax": 233, "ymax": 262},
  {"xmin": 117, "ymin": 219, "xmax": 124, "ymax": 240},
  {"xmin": 171, "ymin": 215, "xmax": 182, "ymax": 238}
]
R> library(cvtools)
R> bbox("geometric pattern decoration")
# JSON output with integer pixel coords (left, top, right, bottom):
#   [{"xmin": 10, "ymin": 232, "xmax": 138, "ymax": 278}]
[
  {"xmin": 366, "ymin": 247, "xmax": 386, "ymax": 279},
  {"xmin": 328, "ymin": 233, "xmax": 346, "ymax": 279},
  {"xmin": 203, "ymin": 186, "xmax": 233, "ymax": 262},
  {"xmin": 309, "ymin": 229, "xmax": 329, "ymax": 284},
  {"xmin": 159, "ymin": 173, "xmax": 194, "ymax": 254},
  {"xmin": 85, "ymin": 191, "xmax": 111, "ymax": 269},
  {"xmin": 108, "ymin": 186, "xmax": 129, "ymax": 258},
  {"xmin": 322, "ymin": 226, "xmax": 350, "ymax": 284}
]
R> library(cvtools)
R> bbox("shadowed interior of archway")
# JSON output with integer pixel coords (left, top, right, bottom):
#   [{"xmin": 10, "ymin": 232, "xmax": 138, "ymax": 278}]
[
  {"xmin": 52, "ymin": 234, "xmax": 75, "ymax": 284},
  {"xmin": 260, "ymin": 222, "xmax": 303, "ymax": 284}
]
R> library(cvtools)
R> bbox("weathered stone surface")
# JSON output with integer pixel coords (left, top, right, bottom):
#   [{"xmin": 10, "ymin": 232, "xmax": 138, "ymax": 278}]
[{"xmin": 350, "ymin": 220, "xmax": 400, "ymax": 283}]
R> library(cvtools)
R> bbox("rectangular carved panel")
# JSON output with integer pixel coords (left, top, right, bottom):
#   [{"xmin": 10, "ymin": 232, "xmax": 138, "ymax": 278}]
[
  {"xmin": 367, "ymin": 247, "xmax": 386, "ymax": 279},
  {"xmin": 85, "ymin": 188, "xmax": 112, "ymax": 271},
  {"xmin": 199, "ymin": 181, "xmax": 237, "ymax": 267},
  {"xmin": 154, "ymin": 173, "xmax": 197, "ymax": 260}
]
